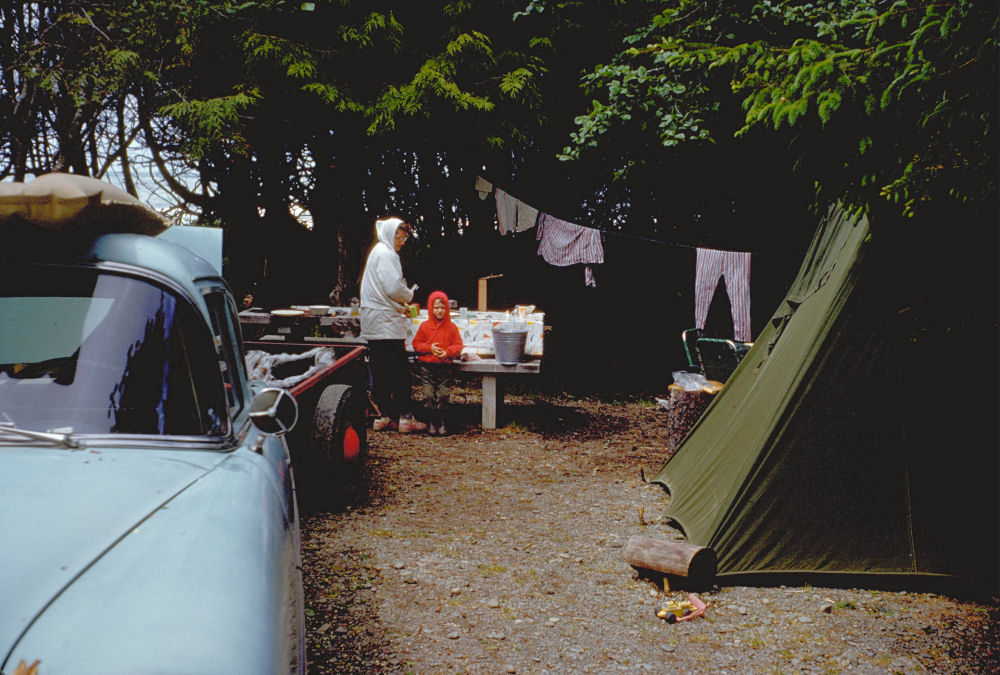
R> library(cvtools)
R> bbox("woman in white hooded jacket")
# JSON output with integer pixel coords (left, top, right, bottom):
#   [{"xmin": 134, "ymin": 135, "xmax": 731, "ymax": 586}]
[{"xmin": 360, "ymin": 216, "xmax": 426, "ymax": 432}]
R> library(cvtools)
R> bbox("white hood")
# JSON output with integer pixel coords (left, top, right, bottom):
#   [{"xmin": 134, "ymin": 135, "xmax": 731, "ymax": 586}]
[{"xmin": 359, "ymin": 217, "xmax": 413, "ymax": 341}]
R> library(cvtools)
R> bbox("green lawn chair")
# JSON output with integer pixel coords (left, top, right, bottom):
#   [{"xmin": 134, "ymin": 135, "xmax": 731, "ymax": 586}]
[{"xmin": 681, "ymin": 328, "xmax": 752, "ymax": 382}]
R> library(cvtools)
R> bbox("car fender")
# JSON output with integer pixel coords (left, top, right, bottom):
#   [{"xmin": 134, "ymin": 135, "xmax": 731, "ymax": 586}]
[{"xmin": 3, "ymin": 448, "xmax": 303, "ymax": 675}]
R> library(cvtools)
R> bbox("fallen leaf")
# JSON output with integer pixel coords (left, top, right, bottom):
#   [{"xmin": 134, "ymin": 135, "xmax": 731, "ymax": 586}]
[{"xmin": 15, "ymin": 660, "xmax": 40, "ymax": 675}]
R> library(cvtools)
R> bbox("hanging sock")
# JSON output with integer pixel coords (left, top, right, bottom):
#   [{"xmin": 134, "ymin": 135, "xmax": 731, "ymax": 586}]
[
  {"xmin": 536, "ymin": 212, "xmax": 604, "ymax": 287},
  {"xmin": 694, "ymin": 247, "xmax": 751, "ymax": 341}
]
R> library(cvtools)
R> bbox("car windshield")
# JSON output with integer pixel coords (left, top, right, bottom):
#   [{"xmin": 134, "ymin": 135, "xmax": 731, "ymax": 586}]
[{"xmin": 0, "ymin": 265, "xmax": 227, "ymax": 437}]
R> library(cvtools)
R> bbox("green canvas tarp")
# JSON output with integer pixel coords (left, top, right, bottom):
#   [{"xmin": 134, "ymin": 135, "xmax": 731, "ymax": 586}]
[{"xmin": 653, "ymin": 204, "xmax": 998, "ymax": 586}]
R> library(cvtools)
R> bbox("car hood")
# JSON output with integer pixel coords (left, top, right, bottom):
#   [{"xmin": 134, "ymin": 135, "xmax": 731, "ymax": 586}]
[{"xmin": 0, "ymin": 445, "xmax": 227, "ymax": 659}]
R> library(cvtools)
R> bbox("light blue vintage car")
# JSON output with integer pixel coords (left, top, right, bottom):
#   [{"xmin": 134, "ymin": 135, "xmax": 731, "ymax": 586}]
[{"xmin": 0, "ymin": 175, "xmax": 305, "ymax": 675}]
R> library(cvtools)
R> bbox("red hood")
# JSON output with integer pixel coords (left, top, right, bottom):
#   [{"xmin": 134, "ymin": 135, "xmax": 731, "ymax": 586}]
[{"xmin": 424, "ymin": 290, "xmax": 452, "ymax": 326}]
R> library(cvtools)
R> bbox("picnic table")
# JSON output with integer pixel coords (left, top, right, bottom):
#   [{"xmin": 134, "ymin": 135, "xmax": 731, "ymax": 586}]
[
  {"xmin": 456, "ymin": 357, "xmax": 541, "ymax": 429},
  {"xmin": 238, "ymin": 308, "xmax": 543, "ymax": 430}
]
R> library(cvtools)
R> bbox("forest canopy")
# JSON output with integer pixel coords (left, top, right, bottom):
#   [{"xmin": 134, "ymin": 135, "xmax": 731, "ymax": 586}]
[
  {"xmin": 560, "ymin": 0, "xmax": 997, "ymax": 220},
  {"xmin": 0, "ymin": 1, "xmax": 996, "ymax": 315}
]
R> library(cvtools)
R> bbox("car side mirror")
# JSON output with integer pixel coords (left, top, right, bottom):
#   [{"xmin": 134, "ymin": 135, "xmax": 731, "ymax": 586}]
[{"xmin": 249, "ymin": 387, "xmax": 298, "ymax": 436}]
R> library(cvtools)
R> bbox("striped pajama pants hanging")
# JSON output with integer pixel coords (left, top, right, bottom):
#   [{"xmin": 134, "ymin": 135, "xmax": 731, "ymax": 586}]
[{"xmin": 694, "ymin": 248, "xmax": 752, "ymax": 342}]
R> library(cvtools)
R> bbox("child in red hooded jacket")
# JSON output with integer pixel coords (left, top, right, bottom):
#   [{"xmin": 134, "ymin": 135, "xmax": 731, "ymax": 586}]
[{"xmin": 411, "ymin": 290, "xmax": 464, "ymax": 436}]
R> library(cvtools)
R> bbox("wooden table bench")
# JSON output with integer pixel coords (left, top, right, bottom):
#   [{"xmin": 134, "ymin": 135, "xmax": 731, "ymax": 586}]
[{"xmin": 456, "ymin": 358, "xmax": 541, "ymax": 429}]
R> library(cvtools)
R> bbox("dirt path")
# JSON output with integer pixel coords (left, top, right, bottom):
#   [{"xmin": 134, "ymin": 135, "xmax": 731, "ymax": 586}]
[{"xmin": 300, "ymin": 392, "xmax": 998, "ymax": 674}]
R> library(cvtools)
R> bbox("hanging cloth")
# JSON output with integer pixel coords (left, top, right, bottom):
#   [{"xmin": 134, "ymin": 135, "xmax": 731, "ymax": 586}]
[
  {"xmin": 495, "ymin": 188, "xmax": 517, "ymax": 235},
  {"xmin": 536, "ymin": 212, "xmax": 604, "ymax": 287},
  {"xmin": 515, "ymin": 201, "xmax": 539, "ymax": 232},
  {"xmin": 694, "ymin": 247, "xmax": 752, "ymax": 341},
  {"xmin": 474, "ymin": 175, "xmax": 493, "ymax": 200}
]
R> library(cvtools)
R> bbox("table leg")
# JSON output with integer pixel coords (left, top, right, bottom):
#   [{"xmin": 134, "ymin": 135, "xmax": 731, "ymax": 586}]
[{"xmin": 481, "ymin": 373, "xmax": 504, "ymax": 429}]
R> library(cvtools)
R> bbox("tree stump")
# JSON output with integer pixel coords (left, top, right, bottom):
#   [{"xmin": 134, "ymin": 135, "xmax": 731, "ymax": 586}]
[{"xmin": 659, "ymin": 384, "xmax": 714, "ymax": 456}]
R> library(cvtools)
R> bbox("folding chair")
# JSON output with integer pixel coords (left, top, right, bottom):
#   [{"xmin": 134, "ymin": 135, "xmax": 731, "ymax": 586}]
[{"xmin": 681, "ymin": 328, "xmax": 752, "ymax": 382}]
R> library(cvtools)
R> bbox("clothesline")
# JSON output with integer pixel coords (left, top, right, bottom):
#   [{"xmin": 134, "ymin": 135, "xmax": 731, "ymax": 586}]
[
  {"xmin": 474, "ymin": 175, "xmax": 753, "ymax": 253},
  {"xmin": 600, "ymin": 228, "xmax": 699, "ymax": 250},
  {"xmin": 476, "ymin": 174, "xmax": 753, "ymax": 339}
]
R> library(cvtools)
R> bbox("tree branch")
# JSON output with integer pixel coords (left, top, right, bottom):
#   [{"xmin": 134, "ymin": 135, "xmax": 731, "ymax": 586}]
[{"xmin": 140, "ymin": 115, "xmax": 210, "ymax": 208}]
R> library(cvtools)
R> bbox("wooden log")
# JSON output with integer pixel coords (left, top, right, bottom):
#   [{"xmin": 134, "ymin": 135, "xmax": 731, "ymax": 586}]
[{"xmin": 625, "ymin": 535, "xmax": 717, "ymax": 582}]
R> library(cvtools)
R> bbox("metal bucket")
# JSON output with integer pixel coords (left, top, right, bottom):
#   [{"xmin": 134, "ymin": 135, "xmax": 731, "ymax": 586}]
[{"xmin": 492, "ymin": 321, "xmax": 528, "ymax": 365}]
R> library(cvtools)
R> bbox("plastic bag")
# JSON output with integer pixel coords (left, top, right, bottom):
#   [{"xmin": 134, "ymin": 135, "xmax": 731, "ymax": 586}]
[
  {"xmin": 671, "ymin": 370, "xmax": 711, "ymax": 393},
  {"xmin": 246, "ymin": 347, "xmax": 336, "ymax": 388}
]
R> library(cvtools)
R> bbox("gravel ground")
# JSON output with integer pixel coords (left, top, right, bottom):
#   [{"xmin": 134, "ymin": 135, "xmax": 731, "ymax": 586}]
[{"xmin": 300, "ymin": 389, "xmax": 999, "ymax": 674}]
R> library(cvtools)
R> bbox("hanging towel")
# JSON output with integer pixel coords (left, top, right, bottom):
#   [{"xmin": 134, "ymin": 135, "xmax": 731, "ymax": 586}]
[
  {"xmin": 515, "ymin": 200, "xmax": 539, "ymax": 232},
  {"xmin": 474, "ymin": 175, "xmax": 493, "ymax": 200},
  {"xmin": 495, "ymin": 188, "xmax": 517, "ymax": 235},
  {"xmin": 536, "ymin": 212, "xmax": 604, "ymax": 287},
  {"xmin": 694, "ymin": 247, "xmax": 752, "ymax": 341}
]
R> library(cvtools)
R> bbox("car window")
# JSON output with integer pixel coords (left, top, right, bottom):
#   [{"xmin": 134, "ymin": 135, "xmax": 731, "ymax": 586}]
[
  {"xmin": 204, "ymin": 290, "xmax": 249, "ymax": 418},
  {"xmin": 0, "ymin": 265, "xmax": 227, "ymax": 436}
]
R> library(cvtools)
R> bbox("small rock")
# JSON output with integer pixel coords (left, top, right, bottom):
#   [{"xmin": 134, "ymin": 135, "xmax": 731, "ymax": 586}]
[
  {"xmin": 335, "ymin": 625, "xmax": 348, "ymax": 634},
  {"xmin": 504, "ymin": 666, "xmax": 516, "ymax": 674},
  {"xmin": 447, "ymin": 631, "xmax": 460, "ymax": 640},
  {"xmin": 486, "ymin": 598, "xmax": 501, "ymax": 608},
  {"xmin": 318, "ymin": 623, "xmax": 330, "ymax": 633},
  {"xmin": 649, "ymin": 589, "xmax": 659, "ymax": 597},
  {"xmin": 404, "ymin": 577, "xmax": 418, "ymax": 584},
  {"xmin": 392, "ymin": 562, "xmax": 406, "ymax": 570},
  {"xmin": 889, "ymin": 657, "xmax": 920, "ymax": 673},
  {"xmin": 737, "ymin": 606, "xmax": 748, "ymax": 615},
  {"xmin": 821, "ymin": 604, "xmax": 833, "ymax": 613},
  {"xmin": 661, "ymin": 645, "xmax": 676, "ymax": 653},
  {"xmin": 487, "ymin": 631, "xmax": 506, "ymax": 640},
  {"xmin": 450, "ymin": 587, "xmax": 462, "ymax": 596},
  {"xmin": 798, "ymin": 615, "xmax": 813, "ymax": 623},
  {"xmin": 547, "ymin": 617, "xmax": 560, "ymax": 625}
]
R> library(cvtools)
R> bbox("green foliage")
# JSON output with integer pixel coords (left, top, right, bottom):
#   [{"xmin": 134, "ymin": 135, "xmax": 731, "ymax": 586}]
[
  {"xmin": 160, "ymin": 91, "xmax": 260, "ymax": 157},
  {"xmin": 368, "ymin": 49, "xmax": 496, "ymax": 133},
  {"xmin": 564, "ymin": 0, "xmax": 998, "ymax": 218},
  {"xmin": 500, "ymin": 68, "xmax": 533, "ymax": 96}
]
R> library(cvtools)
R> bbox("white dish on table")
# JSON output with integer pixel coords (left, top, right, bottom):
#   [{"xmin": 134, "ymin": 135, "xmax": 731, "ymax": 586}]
[
  {"xmin": 307, "ymin": 305, "xmax": 330, "ymax": 316},
  {"xmin": 270, "ymin": 309, "xmax": 305, "ymax": 317}
]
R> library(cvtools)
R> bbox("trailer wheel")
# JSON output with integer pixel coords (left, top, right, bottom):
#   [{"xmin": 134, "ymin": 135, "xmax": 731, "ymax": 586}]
[{"xmin": 307, "ymin": 383, "xmax": 368, "ymax": 510}]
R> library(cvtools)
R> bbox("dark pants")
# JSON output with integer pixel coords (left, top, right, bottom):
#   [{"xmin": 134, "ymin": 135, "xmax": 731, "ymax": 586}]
[
  {"xmin": 413, "ymin": 362, "xmax": 456, "ymax": 425},
  {"xmin": 367, "ymin": 339, "xmax": 412, "ymax": 420}
]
